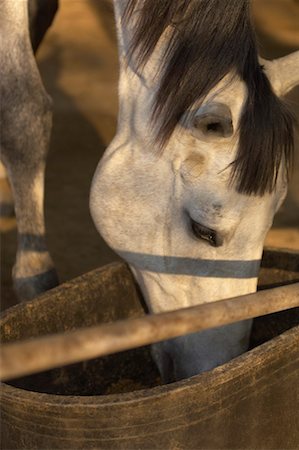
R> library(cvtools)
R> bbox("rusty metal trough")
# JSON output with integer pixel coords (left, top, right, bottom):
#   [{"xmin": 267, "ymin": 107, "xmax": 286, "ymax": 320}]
[{"xmin": 1, "ymin": 248, "xmax": 299, "ymax": 449}]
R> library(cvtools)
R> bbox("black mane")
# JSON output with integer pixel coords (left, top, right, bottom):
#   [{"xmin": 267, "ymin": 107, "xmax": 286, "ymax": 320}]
[{"xmin": 124, "ymin": 0, "xmax": 294, "ymax": 195}]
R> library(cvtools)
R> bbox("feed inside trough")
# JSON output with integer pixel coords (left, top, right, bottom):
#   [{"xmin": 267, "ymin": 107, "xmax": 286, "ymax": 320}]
[
  {"xmin": 1, "ymin": 250, "xmax": 299, "ymax": 396},
  {"xmin": 7, "ymin": 347, "xmax": 161, "ymax": 396}
]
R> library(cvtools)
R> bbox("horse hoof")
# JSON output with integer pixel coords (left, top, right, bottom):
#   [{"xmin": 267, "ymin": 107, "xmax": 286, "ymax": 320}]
[{"xmin": 13, "ymin": 269, "xmax": 60, "ymax": 301}]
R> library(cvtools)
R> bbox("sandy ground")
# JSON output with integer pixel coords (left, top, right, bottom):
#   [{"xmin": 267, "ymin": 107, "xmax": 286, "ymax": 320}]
[{"xmin": 1, "ymin": 0, "xmax": 299, "ymax": 309}]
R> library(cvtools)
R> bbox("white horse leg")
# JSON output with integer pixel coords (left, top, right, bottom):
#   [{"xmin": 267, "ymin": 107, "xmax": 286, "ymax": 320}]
[
  {"xmin": 0, "ymin": 0, "xmax": 57, "ymax": 235},
  {"xmin": 7, "ymin": 161, "xmax": 59, "ymax": 301},
  {"xmin": 1, "ymin": 0, "xmax": 58, "ymax": 300}
]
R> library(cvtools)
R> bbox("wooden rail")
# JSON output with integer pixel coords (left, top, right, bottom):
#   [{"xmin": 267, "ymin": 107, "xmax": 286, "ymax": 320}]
[{"xmin": 1, "ymin": 282, "xmax": 298, "ymax": 381}]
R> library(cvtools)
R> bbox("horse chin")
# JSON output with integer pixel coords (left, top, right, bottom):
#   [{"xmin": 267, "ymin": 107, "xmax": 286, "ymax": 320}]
[
  {"xmin": 127, "ymin": 264, "xmax": 257, "ymax": 382},
  {"xmin": 151, "ymin": 320, "xmax": 252, "ymax": 383}
]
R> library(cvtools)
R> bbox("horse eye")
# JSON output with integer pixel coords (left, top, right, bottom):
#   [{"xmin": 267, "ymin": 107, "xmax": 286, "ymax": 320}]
[{"xmin": 190, "ymin": 218, "xmax": 218, "ymax": 247}]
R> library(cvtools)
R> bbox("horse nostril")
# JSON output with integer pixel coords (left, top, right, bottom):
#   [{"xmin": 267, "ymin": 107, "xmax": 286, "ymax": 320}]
[{"xmin": 190, "ymin": 217, "xmax": 223, "ymax": 247}]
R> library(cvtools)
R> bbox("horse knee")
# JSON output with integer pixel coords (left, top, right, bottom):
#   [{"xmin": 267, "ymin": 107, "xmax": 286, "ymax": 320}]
[{"xmin": 2, "ymin": 91, "xmax": 52, "ymax": 177}]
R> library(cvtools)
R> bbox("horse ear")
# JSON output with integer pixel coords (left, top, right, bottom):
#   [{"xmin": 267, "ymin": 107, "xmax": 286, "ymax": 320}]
[
  {"xmin": 191, "ymin": 103, "xmax": 233, "ymax": 142},
  {"xmin": 261, "ymin": 50, "xmax": 299, "ymax": 97}
]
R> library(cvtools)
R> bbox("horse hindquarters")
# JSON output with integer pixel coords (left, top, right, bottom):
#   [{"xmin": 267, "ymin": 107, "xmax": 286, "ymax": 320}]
[{"xmin": 1, "ymin": 1, "xmax": 58, "ymax": 300}]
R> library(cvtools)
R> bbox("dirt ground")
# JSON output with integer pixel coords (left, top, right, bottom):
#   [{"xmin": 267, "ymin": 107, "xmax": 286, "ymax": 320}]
[{"xmin": 1, "ymin": 0, "xmax": 299, "ymax": 309}]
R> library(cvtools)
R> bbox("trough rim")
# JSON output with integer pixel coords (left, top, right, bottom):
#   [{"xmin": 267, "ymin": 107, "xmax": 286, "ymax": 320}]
[
  {"xmin": 0, "ymin": 322, "xmax": 298, "ymax": 407},
  {"xmin": 1, "ymin": 246, "xmax": 299, "ymax": 406}
]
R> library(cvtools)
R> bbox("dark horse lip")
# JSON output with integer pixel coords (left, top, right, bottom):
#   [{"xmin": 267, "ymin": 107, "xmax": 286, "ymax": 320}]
[{"xmin": 190, "ymin": 217, "xmax": 223, "ymax": 247}]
